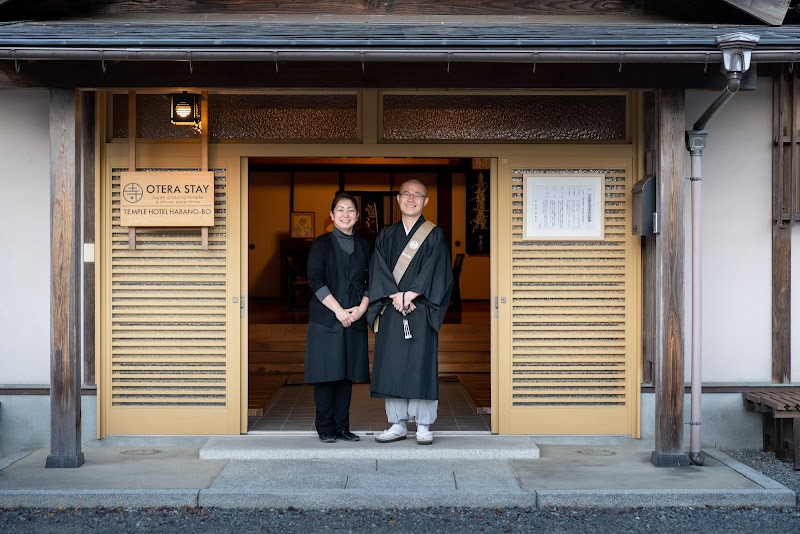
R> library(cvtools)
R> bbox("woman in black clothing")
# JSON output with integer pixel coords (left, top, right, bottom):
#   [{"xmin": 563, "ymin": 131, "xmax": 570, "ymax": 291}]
[{"xmin": 304, "ymin": 191, "xmax": 373, "ymax": 443}]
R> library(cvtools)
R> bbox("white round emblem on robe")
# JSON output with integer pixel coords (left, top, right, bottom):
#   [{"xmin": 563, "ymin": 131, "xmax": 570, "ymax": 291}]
[{"xmin": 410, "ymin": 240, "xmax": 419, "ymax": 250}]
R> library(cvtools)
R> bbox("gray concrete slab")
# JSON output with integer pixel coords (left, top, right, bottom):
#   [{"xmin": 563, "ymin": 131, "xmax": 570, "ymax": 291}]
[
  {"xmin": 89, "ymin": 436, "xmax": 212, "ymax": 448},
  {"xmin": 200, "ymin": 455, "xmax": 534, "ymax": 509},
  {"xmin": 209, "ymin": 460, "xmax": 364, "ymax": 491},
  {"xmin": 0, "ymin": 438, "xmax": 794, "ymax": 510},
  {"xmin": 200, "ymin": 434, "xmax": 540, "ymax": 460},
  {"xmin": 512, "ymin": 445, "xmax": 762, "ymax": 490},
  {"xmin": 535, "ymin": 488, "xmax": 797, "ymax": 509},
  {"xmin": 512, "ymin": 445, "xmax": 796, "ymax": 509},
  {"xmin": 0, "ymin": 489, "xmax": 199, "ymax": 509},
  {"xmin": 198, "ymin": 490, "xmax": 537, "ymax": 509},
  {"xmin": 0, "ymin": 447, "xmax": 227, "ymax": 490},
  {"xmin": 0, "ymin": 447, "xmax": 226, "ymax": 508},
  {"xmin": 0, "ymin": 448, "xmax": 35, "ymax": 471}
]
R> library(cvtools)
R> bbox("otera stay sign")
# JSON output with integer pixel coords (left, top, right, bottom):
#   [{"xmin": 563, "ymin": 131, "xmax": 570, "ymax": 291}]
[{"xmin": 120, "ymin": 171, "xmax": 215, "ymax": 227}]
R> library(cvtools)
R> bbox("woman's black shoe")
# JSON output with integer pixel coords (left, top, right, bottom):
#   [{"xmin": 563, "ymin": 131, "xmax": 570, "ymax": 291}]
[
  {"xmin": 318, "ymin": 432, "xmax": 337, "ymax": 443},
  {"xmin": 335, "ymin": 430, "xmax": 360, "ymax": 442}
]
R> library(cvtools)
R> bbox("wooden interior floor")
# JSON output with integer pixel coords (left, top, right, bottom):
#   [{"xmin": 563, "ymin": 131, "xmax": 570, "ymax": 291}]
[{"xmin": 248, "ymin": 300, "xmax": 491, "ymax": 424}]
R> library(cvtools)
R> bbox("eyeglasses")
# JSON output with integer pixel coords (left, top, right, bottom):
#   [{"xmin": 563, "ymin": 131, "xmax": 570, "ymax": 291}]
[{"xmin": 399, "ymin": 192, "xmax": 426, "ymax": 200}]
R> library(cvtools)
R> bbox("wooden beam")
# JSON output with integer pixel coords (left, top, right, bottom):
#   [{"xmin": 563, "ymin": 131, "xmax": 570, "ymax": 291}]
[
  {"xmin": 81, "ymin": 90, "xmax": 95, "ymax": 386},
  {"xmin": 721, "ymin": 0, "xmax": 790, "ymax": 25},
  {"xmin": 0, "ymin": 61, "xmax": 758, "ymax": 91},
  {"xmin": 47, "ymin": 88, "xmax": 85, "ymax": 468},
  {"xmin": 128, "ymin": 90, "xmax": 136, "ymax": 170},
  {"xmin": 128, "ymin": 91, "xmax": 136, "ymax": 250},
  {"xmin": 650, "ymin": 89, "xmax": 688, "ymax": 467},
  {"xmin": 201, "ymin": 90, "xmax": 209, "ymax": 251},
  {"xmin": 201, "ymin": 90, "xmax": 208, "ymax": 171},
  {"xmin": 641, "ymin": 91, "xmax": 657, "ymax": 385},
  {"xmin": 772, "ymin": 69, "xmax": 792, "ymax": 383},
  {"xmin": 3, "ymin": 0, "xmax": 768, "ymax": 19},
  {"xmin": 0, "ymin": 0, "xmax": 673, "ymax": 17}
]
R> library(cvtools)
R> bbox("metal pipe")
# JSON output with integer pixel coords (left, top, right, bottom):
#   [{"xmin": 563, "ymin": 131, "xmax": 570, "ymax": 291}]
[
  {"xmin": 0, "ymin": 47, "xmax": 795, "ymax": 64},
  {"xmin": 686, "ymin": 76, "xmax": 743, "ymax": 465},
  {"xmin": 684, "ymin": 32, "xmax": 757, "ymax": 468},
  {"xmin": 689, "ymin": 151, "xmax": 705, "ymax": 467},
  {"xmin": 693, "ymin": 76, "xmax": 742, "ymax": 131},
  {"xmin": 687, "ymin": 82, "xmax": 742, "ymax": 467},
  {"xmin": 0, "ymin": 48, "xmax": 732, "ymax": 63}
]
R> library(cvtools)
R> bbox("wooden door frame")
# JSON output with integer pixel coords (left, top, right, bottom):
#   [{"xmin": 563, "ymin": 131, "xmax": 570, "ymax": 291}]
[{"xmin": 238, "ymin": 151, "xmax": 499, "ymax": 433}]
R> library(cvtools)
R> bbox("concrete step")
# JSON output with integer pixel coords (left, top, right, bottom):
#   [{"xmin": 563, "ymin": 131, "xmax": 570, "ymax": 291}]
[{"xmin": 200, "ymin": 434, "xmax": 540, "ymax": 460}]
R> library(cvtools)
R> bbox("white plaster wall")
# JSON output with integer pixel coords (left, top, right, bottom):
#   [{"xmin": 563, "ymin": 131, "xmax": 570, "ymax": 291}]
[
  {"xmin": 0, "ymin": 90, "xmax": 51, "ymax": 384},
  {"xmin": 684, "ymin": 80, "xmax": 773, "ymax": 383},
  {"xmin": 793, "ymin": 228, "xmax": 800, "ymax": 383}
]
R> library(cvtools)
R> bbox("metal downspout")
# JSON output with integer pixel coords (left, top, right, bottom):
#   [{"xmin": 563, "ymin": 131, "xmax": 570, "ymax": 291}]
[{"xmin": 684, "ymin": 33, "xmax": 758, "ymax": 467}]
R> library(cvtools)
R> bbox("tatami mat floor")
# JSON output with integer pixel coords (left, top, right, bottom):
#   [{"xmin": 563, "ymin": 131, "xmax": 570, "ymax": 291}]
[{"xmin": 248, "ymin": 382, "xmax": 491, "ymax": 433}]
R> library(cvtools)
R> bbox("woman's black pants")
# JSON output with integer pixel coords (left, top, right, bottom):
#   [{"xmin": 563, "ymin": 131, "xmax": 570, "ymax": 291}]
[{"xmin": 314, "ymin": 379, "xmax": 353, "ymax": 434}]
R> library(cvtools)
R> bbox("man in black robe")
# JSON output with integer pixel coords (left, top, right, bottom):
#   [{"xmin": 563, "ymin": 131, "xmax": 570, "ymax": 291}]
[{"xmin": 367, "ymin": 179, "xmax": 453, "ymax": 445}]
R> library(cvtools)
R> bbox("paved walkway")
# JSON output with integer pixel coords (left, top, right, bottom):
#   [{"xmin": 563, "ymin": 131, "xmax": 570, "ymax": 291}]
[{"xmin": 0, "ymin": 435, "xmax": 794, "ymax": 509}]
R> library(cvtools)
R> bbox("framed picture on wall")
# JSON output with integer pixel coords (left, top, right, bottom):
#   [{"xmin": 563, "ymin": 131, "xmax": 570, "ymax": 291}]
[{"xmin": 290, "ymin": 212, "xmax": 315, "ymax": 239}]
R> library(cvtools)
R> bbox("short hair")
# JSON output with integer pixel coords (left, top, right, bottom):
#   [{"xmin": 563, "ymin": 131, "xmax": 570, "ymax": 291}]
[
  {"xmin": 397, "ymin": 178, "xmax": 428, "ymax": 196},
  {"xmin": 330, "ymin": 191, "xmax": 359, "ymax": 213}
]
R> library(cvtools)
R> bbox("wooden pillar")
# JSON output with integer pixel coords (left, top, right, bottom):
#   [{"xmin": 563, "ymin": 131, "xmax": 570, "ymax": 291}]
[
  {"xmin": 650, "ymin": 89, "xmax": 688, "ymax": 467},
  {"xmin": 773, "ymin": 69, "xmax": 793, "ymax": 384},
  {"xmin": 82, "ymin": 91, "xmax": 96, "ymax": 386},
  {"xmin": 641, "ymin": 92, "xmax": 657, "ymax": 385},
  {"xmin": 437, "ymin": 170, "xmax": 453, "ymax": 248},
  {"xmin": 47, "ymin": 88, "xmax": 85, "ymax": 468},
  {"xmin": 128, "ymin": 91, "xmax": 137, "ymax": 250},
  {"xmin": 201, "ymin": 90, "xmax": 209, "ymax": 250}
]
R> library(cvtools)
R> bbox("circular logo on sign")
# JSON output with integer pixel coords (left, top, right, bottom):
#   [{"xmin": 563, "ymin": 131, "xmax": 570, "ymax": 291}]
[
  {"xmin": 409, "ymin": 241, "xmax": 419, "ymax": 250},
  {"xmin": 123, "ymin": 183, "xmax": 144, "ymax": 203}
]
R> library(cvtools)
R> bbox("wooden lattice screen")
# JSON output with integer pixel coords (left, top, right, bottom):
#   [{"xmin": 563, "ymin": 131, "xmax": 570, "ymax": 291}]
[
  {"xmin": 104, "ymin": 166, "xmax": 237, "ymax": 434},
  {"xmin": 510, "ymin": 168, "xmax": 630, "ymax": 408}
]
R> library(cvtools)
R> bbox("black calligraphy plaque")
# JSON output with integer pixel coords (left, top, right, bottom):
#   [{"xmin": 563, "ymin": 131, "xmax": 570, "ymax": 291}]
[
  {"xmin": 466, "ymin": 171, "xmax": 490, "ymax": 254},
  {"xmin": 351, "ymin": 191, "xmax": 399, "ymax": 241}
]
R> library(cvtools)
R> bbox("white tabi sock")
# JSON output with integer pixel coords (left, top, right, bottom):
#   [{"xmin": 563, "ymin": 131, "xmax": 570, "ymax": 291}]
[
  {"xmin": 416, "ymin": 424, "xmax": 430, "ymax": 436},
  {"xmin": 387, "ymin": 422, "xmax": 407, "ymax": 435}
]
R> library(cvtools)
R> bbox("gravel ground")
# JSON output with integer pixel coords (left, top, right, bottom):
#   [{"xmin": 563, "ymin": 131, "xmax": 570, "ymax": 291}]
[
  {"xmin": 1, "ymin": 506, "xmax": 800, "ymax": 534},
  {"xmin": 0, "ymin": 449, "xmax": 798, "ymax": 533}
]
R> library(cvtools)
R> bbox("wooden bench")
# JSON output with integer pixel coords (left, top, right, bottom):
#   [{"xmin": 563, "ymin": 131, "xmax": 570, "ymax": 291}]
[{"xmin": 742, "ymin": 390, "xmax": 800, "ymax": 470}]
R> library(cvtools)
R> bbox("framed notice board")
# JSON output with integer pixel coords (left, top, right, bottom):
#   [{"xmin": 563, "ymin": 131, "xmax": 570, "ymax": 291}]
[{"xmin": 523, "ymin": 174, "xmax": 604, "ymax": 241}]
